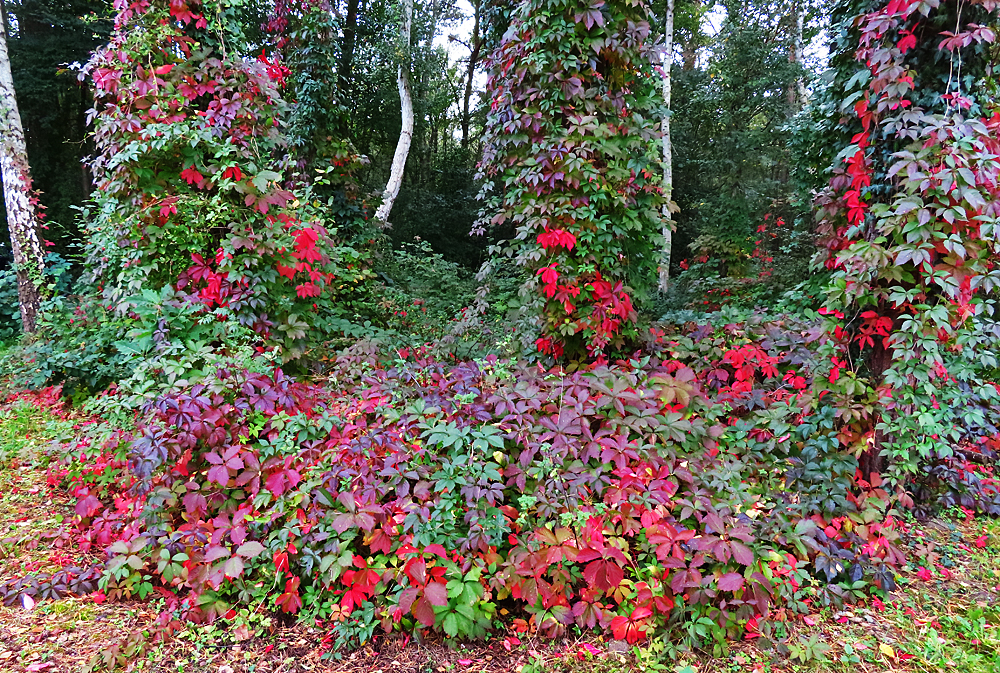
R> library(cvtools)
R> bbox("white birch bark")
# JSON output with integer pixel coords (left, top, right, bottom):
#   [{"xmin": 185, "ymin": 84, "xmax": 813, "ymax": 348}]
[
  {"xmin": 0, "ymin": 15, "xmax": 45, "ymax": 333},
  {"xmin": 658, "ymin": 0, "xmax": 675, "ymax": 292},
  {"xmin": 787, "ymin": 0, "xmax": 807, "ymax": 110},
  {"xmin": 374, "ymin": 0, "xmax": 414, "ymax": 226}
]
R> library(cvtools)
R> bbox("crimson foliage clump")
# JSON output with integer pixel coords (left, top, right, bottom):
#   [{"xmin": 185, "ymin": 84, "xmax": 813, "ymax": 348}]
[{"xmin": 44, "ymin": 315, "xmax": 954, "ymax": 650}]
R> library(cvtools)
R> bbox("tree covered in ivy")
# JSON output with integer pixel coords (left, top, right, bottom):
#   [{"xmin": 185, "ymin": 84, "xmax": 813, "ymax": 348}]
[
  {"xmin": 476, "ymin": 0, "xmax": 666, "ymax": 360},
  {"xmin": 813, "ymin": 0, "xmax": 1000, "ymax": 490},
  {"xmin": 80, "ymin": 0, "xmax": 372, "ymax": 357}
]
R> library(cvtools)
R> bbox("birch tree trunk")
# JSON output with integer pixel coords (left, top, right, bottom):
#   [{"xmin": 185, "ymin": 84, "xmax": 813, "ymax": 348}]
[
  {"xmin": 0, "ymin": 10, "xmax": 45, "ymax": 333},
  {"xmin": 786, "ymin": 0, "xmax": 806, "ymax": 111},
  {"xmin": 374, "ymin": 0, "xmax": 414, "ymax": 226},
  {"xmin": 658, "ymin": 0, "xmax": 675, "ymax": 292}
]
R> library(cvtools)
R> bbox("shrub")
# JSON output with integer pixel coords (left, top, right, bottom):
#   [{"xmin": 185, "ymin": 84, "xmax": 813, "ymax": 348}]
[{"xmin": 35, "ymin": 313, "xmax": 926, "ymax": 653}]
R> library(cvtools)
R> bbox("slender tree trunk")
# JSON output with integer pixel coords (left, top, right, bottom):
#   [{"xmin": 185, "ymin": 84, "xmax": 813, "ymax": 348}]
[
  {"xmin": 415, "ymin": 0, "xmax": 440, "ymax": 181},
  {"xmin": 0, "ymin": 5, "xmax": 46, "ymax": 333},
  {"xmin": 374, "ymin": 0, "xmax": 414, "ymax": 226},
  {"xmin": 658, "ymin": 0, "xmax": 675, "ymax": 292},
  {"xmin": 338, "ymin": 0, "xmax": 361, "ymax": 92},
  {"xmin": 426, "ymin": 0, "xmax": 440, "ymax": 50},
  {"xmin": 785, "ymin": 0, "xmax": 806, "ymax": 111},
  {"xmin": 461, "ymin": 0, "xmax": 481, "ymax": 150},
  {"xmin": 681, "ymin": 0, "xmax": 701, "ymax": 70},
  {"xmin": 80, "ymin": 82, "xmax": 91, "ymax": 197}
]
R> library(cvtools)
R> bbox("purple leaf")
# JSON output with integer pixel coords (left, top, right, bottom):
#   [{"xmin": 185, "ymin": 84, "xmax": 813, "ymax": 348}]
[
  {"xmin": 75, "ymin": 494, "xmax": 102, "ymax": 518},
  {"xmin": 717, "ymin": 572, "xmax": 745, "ymax": 592},
  {"xmin": 223, "ymin": 556, "xmax": 245, "ymax": 579},
  {"xmin": 730, "ymin": 541, "xmax": 756, "ymax": 566},
  {"xmin": 205, "ymin": 546, "xmax": 231, "ymax": 563}
]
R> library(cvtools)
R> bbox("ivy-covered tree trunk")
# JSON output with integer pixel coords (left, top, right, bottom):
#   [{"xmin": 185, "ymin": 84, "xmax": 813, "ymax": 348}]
[
  {"xmin": 0, "ymin": 13, "xmax": 45, "ymax": 334},
  {"xmin": 814, "ymin": 0, "xmax": 1000, "ymax": 495},
  {"xmin": 375, "ymin": 0, "xmax": 414, "ymax": 226},
  {"xmin": 477, "ymin": 0, "xmax": 665, "ymax": 359},
  {"xmin": 659, "ymin": 0, "xmax": 675, "ymax": 291}
]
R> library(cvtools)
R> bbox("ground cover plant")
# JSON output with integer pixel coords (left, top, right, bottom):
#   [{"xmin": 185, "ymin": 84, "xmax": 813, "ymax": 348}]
[{"xmin": 2, "ymin": 0, "xmax": 1000, "ymax": 671}]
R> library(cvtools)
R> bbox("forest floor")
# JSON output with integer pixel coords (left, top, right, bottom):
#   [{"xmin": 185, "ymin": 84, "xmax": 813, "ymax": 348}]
[{"xmin": 2, "ymin": 400, "xmax": 1000, "ymax": 673}]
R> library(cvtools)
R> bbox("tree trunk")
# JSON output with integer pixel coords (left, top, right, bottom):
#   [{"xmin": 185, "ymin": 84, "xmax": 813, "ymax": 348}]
[
  {"xmin": 680, "ymin": 0, "xmax": 701, "ymax": 70},
  {"xmin": 338, "ymin": 0, "xmax": 361, "ymax": 92},
  {"xmin": 859, "ymin": 319, "xmax": 895, "ymax": 482},
  {"xmin": 461, "ymin": 0, "xmax": 481, "ymax": 150},
  {"xmin": 415, "ymin": 0, "xmax": 440, "ymax": 181},
  {"xmin": 374, "ymin": 0, "xmax": 414, "ymax": 226},
  {"xmin": 425, "ymin": 0, "xmax": 440, "ymax": 50},
  {"xmin": 0, "ymin": 5, "xmax": 46, "ymax": 333},
  {"xmin": 786, "ymin": 0, "xmax": 806, "ymax": 111},
  {"xmin": 658, "ymin": 0, "xmax": 675, "ymax": 292}
]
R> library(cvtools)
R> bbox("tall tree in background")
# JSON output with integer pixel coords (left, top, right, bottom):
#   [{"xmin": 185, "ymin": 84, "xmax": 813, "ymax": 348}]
[
  {"xmin": 338, "ymin": 0, "xmax": 361, "ymax": 92},
  {"xmin": 785, "ymin": 0, "xmax": 806, "ymax": 109},
  {"xmin": 375, "ymin": 0, "xmax": 414, "ymax": 225},
  {"xmin": 2, "ymin": 0, "xmax": 110, "ymax": 256},
  {"xmin": 455, "ymin": 0, "xmax": 481, "ymax": 150},
  {"xmin": 0, "ymin": 2, "xmax": 45, "ymax": 333},
  {"xmin": 659, "ymin": 0, "xmax": 675, "ymax": 290}
]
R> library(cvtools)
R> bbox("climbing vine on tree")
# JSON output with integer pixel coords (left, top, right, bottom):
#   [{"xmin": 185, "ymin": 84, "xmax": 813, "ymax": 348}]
[
  {"xmin": 815, "ymin": 0, "xmax": 1000, "ymax": 491},
  {"xmin": 80, "ymin": 0, "xmax": 370, "ymax": 356},
  {"xmin": 475, "ymin": 0, "xmax": 666, "ymax": 360}
]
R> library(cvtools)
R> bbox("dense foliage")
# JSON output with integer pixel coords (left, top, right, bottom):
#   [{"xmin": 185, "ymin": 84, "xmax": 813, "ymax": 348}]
[
  {"xmin": 476, "ymin": 0, "xmax": 666, "ymax": 359},
  {"xmin": 16, "ymin": 316, "xmax": 887, "ymax": 652},
  {"xmin": 815, "ymin": 0, "xmax": 1000, "ymax": 490},
  {"xmin": 3, "ymin": 0, "xmax": 1000, "ymax": 666}
]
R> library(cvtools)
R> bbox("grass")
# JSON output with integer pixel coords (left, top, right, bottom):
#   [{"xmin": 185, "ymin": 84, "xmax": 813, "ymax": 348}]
[
  {"xmin": 0, "ymin": 400, "xmax": 61, "ymax": 465},
  {"xmin": 2, "ymin": 393, "xmax": 1000, "ymax": 672}
]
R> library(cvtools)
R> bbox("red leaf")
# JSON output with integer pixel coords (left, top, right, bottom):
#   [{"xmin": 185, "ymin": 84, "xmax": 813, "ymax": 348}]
[
  {"xmin": 423, "ymin": 544, "xmax": 448, "ymax": 559},
  {"xmin": 424, "ymin": 581, "xmax": 449, "ymax": 607},
  {"xmin": 275, "ymin": 590, "xmax": 302, "ymax": 613},
  {"xmin": 583, "ymin": 559, "xmax": 624, "ymax": 592},
  {"xmin": 405, "ymin": 558, "xmax": 427, "ymax": 585},
  {"xmin": 180, "ymin": 166, "xmax": 204, "ymax": 186},
  {"xmin": 265, "ymin": 470, "xmax": 289, "ymax": 496},
  {"xmin": 413, "ymin": 596, "xmax": 436, "ymax": 626}
]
